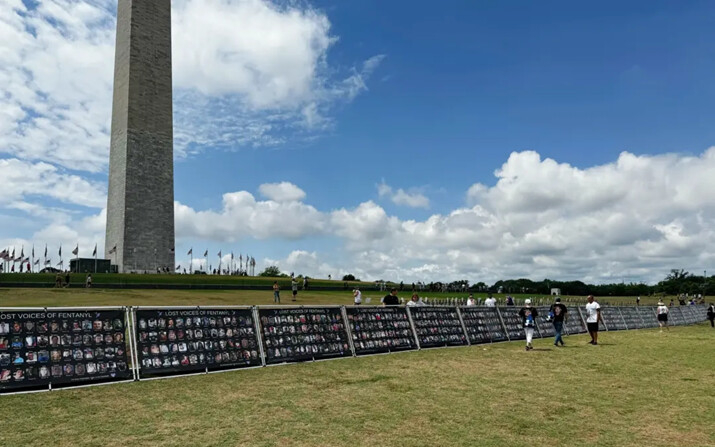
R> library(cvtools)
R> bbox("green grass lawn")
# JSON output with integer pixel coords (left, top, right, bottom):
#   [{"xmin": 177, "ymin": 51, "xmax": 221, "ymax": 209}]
[
  {"xmin": 0, "ymin": 286, "xmax": 696, "ymax": 308},
  {"xmin": 0, "ymin": 324, "xmax": 712, "ymax": 446}
]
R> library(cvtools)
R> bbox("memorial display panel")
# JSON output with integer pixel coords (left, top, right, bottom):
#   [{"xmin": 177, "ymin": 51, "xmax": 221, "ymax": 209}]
[
  {"xmin": 636, "ymin": 307, "xmax": 658, "ymax": 328},
  {"xmin": 459, "ymin": 307, "xmax": 506, "ymax": 343},
  {"xmin": 534, "ymin": 306, "xmax": 555, "ymax": 338},
  {"xmin": 134, "ymin": 307, "xmax": 261, "ymax": 378},
  {"xmin": 345, "ymin": 306, "xmax": 416, "ymax": 355},
  {"xmin": 619, "ymin": 307, "xmax": 643, "ymax": 330},
  {"xmin": 409, "ymin": 307, "xmax": 467, "ymax": 348},
  {"xmin": 601, "ymin": 307, "xmax": 627, "ymax": 331},
  {"xmin": 668, "ymin": 307, "xmax": 686, "ymax": 326},
  {"xmin": 259, "ymin": 307, "xmax": 351, "ymax": 364},
  {"xmin": 564, "ymin": 307, "xmax": 586, "ymax": 335},
  {"xmin": 680, "ymin": 306, "xmax": 703, "ymax": 324},
  {"xmin": 0, "ymin": 308, "xmax": 131, "ymax": 393},
  {"xmin": 497, "ymin": 307, "xmax": 526, "ymax": 341},
  {"xmin": 678, "ymin": 306, "xmax": 694, "ymax": 324}
]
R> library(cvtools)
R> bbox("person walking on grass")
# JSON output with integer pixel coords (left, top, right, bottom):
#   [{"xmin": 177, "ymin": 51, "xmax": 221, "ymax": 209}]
[
  {"xmin": 656, "ymin": 301, "xmax": 669, "ymax": 332},
  {"xmin": 518, "ymin": 299, "xmax": 538, "ymax": 351},
  {"xmin": 550, "ymin": 297, "xmax": 568, "ymax": 346},
  {"xmin": 707, "ymin": 303, "xmax": 715, "ymax": 328},
  {"xmin": 291, "ymin": 278, "xmax": 298, "ymax": 302},
  {"xmin": 584, "ymin": 295, "xmax": 603, "ymax": 345},
  {"xmin": 85, "ymin": 274, "xmax": 92, "ymax": 288},
  {"xmin": 272, "ymin": 281, "xmax": 280, "ymax": 304}
]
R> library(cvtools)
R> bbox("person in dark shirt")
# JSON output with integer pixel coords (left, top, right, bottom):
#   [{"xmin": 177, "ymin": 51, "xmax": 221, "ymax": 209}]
[
  {"xmin": 549, "ymin": 298, "xmax": 568, "ymax": 346},
  {"xmin": 381, "ymin": 288, "xmax": 400, "ymax": 306},
  {"xmin": 518, "ymin": 300, "xmax": 538, "ymax": 351}
]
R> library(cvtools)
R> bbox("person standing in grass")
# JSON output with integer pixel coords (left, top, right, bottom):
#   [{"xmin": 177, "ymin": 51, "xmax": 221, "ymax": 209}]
[
  {"xmin": 85, "ymin": 274, "xmax": 92, "ymax": 288},
  {"xmin": 353, "ymin": 287, "xmax": 362, "ymax": 305},
  {"xmin": 466, "ymin": 294, "xmax": 476, "ymax": 307},
  {"xmin": 707, "ymin": 303, "xmax": 715, "ymax": 328},
  {"xmin": 381, "ymin": 288, "xmax": 400, "ymax": 306},
  {"xmin": 291, "ymin": 278, "xmax": 298, "ymax": 302},
  {"xmin": 550, "ymin": 297, "xmax": 568, "ymax": 346},
  {"xmin": 272, "ymin": 281, "xmax": 280, "ymax": 304},
  {"xmin": 584, "ymin": 295, "xmax": 602, "ymax": 345},
  {"xmin": 518, "ymin": 299, "xmax": 538, "ymax": 351}
]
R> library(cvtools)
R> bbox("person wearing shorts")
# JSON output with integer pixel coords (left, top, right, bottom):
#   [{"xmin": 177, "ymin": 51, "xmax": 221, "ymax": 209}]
[
  {"xmin": 584, "ymin": 295, "xmax": 602, "ymax": 345},
  {"xmin": 656, "ymin": 301, "xmax": 669, "ymax": 332}
]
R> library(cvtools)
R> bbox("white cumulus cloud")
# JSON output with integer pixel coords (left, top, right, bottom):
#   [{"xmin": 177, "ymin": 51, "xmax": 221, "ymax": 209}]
[
  {"xmin": 376, "ymin": 181, "xmax": 430, "ymax": 208},
  {"xmin": 258, "ymin": 182, "xmax": 306, "ymax": 202}
]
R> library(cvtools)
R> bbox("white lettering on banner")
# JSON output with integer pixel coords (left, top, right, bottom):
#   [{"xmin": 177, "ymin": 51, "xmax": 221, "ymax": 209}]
[{"xmin": 1, "ymin": 311, "xmax": 98, "ymax": 320}]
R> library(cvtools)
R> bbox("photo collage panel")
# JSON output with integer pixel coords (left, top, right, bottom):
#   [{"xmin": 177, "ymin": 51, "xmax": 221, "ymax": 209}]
[
  {"xmin": 409, "ymin": 307, "xmax": 467, "ymax": 348},
  {"xmin": 564, "ymin": 307, "xmax": 587, "ymax": 334},
  {"xmin": 259, "ymin": 308, "xmax": 351, "ymax": 364},
  {"xmin": 619, "ymin": 307, "xmax": 644, "ymax": 330},
  {"xmin": 135, "ymin": 308, "xmax": 261, "ymax": 378},
  {"xmin": 497, "ymin": 308, "xmax": 526, "ymax": 341},
  {"xmin": 0, "ymin": 309, "xmax": 130, "ymax": 393},
  {"xmin": 600, "ymin": 307, "xmax": 627, "ymax": 331},
  {"xmin": 459, "ymin": 307, "xmax": 505, "ymax": 344},
  {"xmin": 636, "ymin": 307, "xmax": 658, "ymax": 328},
  {"xmin": 346, "ymin": 307, "xmax": 416, "ymax": 355}
]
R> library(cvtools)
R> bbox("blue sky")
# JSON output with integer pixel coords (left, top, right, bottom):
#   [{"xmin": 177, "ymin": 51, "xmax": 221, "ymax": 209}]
[{"xmin": 1, "ymin": 0, "xmax": 715, "ymax": 284}]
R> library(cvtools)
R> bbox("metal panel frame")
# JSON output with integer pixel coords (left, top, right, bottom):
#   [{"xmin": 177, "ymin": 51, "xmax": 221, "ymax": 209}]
[
  {"xmin": 343, "ymin": 305, "xmax": 418, "ymax": 355},
  {"xmin": 132, "ymin": 305, "xmax": 261, "ymax": 381},
  {"xmin": 0, "ymin": 306, "xmax": 135, "ymax": 396}
]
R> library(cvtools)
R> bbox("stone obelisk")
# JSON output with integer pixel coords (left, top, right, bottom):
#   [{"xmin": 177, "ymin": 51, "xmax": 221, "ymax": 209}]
[{"xmin": 105, "ymin": 0, "xmax": 174, "ymax": 273}]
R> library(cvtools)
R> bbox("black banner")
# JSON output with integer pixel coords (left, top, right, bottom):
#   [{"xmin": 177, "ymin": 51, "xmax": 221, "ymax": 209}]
[
  {"xmin": 563, "ymin": 306, "xmax": 586, "ymax": 335},
  {"xmin": 668, "ymin": 307, "xmax": 686, "ymax": 326},
  {"xmin": 497, "ymin": 307, "xmax": 525, "ymax": 341},
  {"xmin": 601, "ymin": 307, "xmax": 627, "ymax": 331},
  {"xmin": 345, "ymin": 307, "xmax": 416, "ymax": 355},
  {"xmin": 0, "ymin": 308, "xmax": 131, "ymax": 393},
  {"xmin": 134, "ymin": 308, "xmax": 261, "ymax": 378},
  {"xmin": 619, "ymin": 307, "xmax": 643, "ymax": 330},
  {"xmin": 534, "ymin": 306, "xmax": 555, "ymax": 338},
  {"xmin": 636, "ymin": 307, "xmax": 658, "ymax": 328},
  {"xmin": 409, "ymin": 307, "xmax": 467, "ymax": 348},
  {"xmin": 258, "ymin": 307, "xmax": 351, "ymax": 364},
  {"xmin": 459, "ymin": 307, "xmax": 506, "ymax": 344}
]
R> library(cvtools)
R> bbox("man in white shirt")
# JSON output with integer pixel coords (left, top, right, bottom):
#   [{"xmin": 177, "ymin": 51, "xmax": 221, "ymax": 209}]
[
  {"xmin": 353, "ymin": 288, "xmax": 362, "ymax": 305},
  {"xmin": 466, "ymin": 294, "xmax": 476, "ymax": 307},
  {"xmin": 584, "ymin": 295, "xmax": 602, "ymax": 345},
  {"xmin": 484, "ymin": 295, "xmax": 497, "ymax": 307}
]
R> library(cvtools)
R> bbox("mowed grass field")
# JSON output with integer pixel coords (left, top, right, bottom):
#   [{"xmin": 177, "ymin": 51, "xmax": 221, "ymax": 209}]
[
  {"xmin": 0, "ymin": 286, "xmax": 688, "ymax": 308},
  {"xmin": 0, "ymin": 289, "xmax": 713, "ymax": 447}
]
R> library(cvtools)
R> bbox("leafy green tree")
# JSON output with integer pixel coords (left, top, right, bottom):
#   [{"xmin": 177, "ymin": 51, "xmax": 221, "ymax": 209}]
[{"xmin": 259, "ymin": 265, "xmax": 286, "ymax": 277}]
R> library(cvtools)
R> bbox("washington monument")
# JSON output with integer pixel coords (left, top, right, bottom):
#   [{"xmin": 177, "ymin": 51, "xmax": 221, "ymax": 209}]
[{"xmin": 105, "ymin": 0, "xmax": 175, "ymax": 273}]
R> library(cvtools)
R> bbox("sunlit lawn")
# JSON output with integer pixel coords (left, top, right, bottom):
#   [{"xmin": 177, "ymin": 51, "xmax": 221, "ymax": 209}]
[{"xmin": 0, "ymin": 318, "xmax": 712, "ymax": 447}]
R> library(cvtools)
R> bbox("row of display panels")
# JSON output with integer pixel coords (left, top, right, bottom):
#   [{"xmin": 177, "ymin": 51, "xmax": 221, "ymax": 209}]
[{"xmin": 1, "ymin": 305, "xmax": 707, "ymax": 394}]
